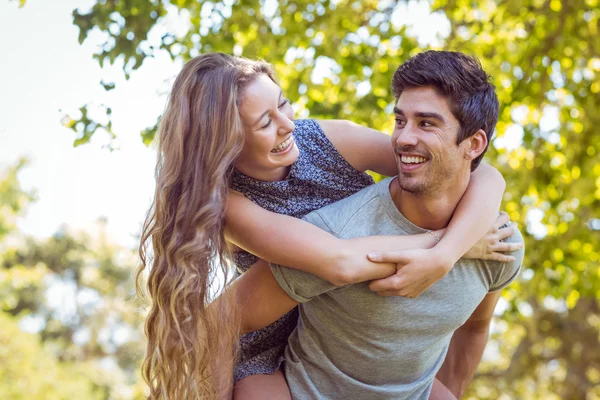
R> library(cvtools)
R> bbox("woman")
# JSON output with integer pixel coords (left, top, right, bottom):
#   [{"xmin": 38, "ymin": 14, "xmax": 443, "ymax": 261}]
[{"xmin": 138, "ymin": 53, "xmax": 519, "ymax": 399}]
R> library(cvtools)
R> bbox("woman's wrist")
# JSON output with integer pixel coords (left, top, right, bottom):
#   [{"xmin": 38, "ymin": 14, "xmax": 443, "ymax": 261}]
[
  {"xmin": 430, "ymin": 233, "xmax": 462, "ymax": 271},
  {"xmin": 426, "ymin": 230, "xmax": 441, "ymax": 244},
  {"xmin": 330, "ymin": 242, "xmax": 360, "ymax": 286}
]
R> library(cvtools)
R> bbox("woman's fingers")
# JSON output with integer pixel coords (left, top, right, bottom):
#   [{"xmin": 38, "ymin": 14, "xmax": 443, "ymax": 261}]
[
  {"xmin": 488, "ymin": 252, "xmax": 516, "ymax": 263},
  {"xmin": 491, "ymin": 241, "xmax": 523, "ymax": 253},
  {"xmin": 496, "ymin": 222, "xmax": 517, "ymax": 240},
  {"xmin": 493, "ymin": 212, "xmax": 510, "ymax": 230}
]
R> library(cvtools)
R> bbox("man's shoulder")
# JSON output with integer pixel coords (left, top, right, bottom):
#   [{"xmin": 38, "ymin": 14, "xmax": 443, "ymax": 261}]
[{"xmin": 304, "ymin": 181, "xmax": 384, "ymax": 235}]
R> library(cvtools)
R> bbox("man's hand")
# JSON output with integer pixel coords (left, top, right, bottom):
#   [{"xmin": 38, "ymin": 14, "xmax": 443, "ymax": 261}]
[
  {"xmin": 367, "ymin": 248, "xmax": 454, "ymax": 298},
  {"xmin": 463, "ymin": 212, "xmax": 522, "ymax": 262},
  {"xmin": 366, "ymin": 212, "xmax": 522, "ymax": 298}
]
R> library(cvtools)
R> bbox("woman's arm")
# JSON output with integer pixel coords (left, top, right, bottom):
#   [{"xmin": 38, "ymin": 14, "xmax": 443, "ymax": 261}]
[
  {"xmin": 228, "ymin": 121, "xmax": 518, "ymax": 291},
  {"xmin": 437, "ymin": 163, "xmax": 507, "ymax": 262},
  {"xmin": 319, "ymin": 122, "xmax": 506, "ymax": 252},
  {"xmin": 225, "ymin": 191, "xmax": 442, "ymax": 286},
  {"xmin": 317, "ymin": 119, "xmax": 397, "ymax": 176}
]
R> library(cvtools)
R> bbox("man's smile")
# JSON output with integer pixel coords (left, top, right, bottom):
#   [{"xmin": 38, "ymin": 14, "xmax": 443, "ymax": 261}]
[{"xmin": 398, "ymin": 153, "xmax": 429, "ymax": 172}]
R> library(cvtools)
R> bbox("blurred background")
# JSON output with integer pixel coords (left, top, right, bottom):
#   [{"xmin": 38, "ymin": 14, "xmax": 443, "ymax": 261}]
[{"xmin": 0, "ymin": 0, "xmax": 598, "ymax": 398}]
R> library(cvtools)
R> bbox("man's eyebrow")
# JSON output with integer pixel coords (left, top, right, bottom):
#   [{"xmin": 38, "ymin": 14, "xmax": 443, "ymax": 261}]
[
  {"xmin": 393, "ymin": 108, "xmax": 446, "ymax": 123},
  {"xmin": 415, "ymin": 111, "xmax": 445, "ymax": 123},
  {"xmin": 252, "ymin": 89, "xmax": 283, "ymax": 126}
]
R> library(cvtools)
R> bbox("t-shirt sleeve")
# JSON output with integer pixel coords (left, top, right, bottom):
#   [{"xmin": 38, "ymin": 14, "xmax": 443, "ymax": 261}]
[
  {"xmin": 489, "ymin": 228, "xmax": 525, "ymax": 292},
  {"xmin": 270, "ymin": 211, "xmax": 340, "ymax": 303}
]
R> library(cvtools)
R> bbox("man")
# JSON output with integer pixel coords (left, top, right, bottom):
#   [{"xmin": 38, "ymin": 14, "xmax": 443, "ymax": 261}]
[{"xmin": 237, "ymin": 51, "xmax": 525, "ymax": 399}]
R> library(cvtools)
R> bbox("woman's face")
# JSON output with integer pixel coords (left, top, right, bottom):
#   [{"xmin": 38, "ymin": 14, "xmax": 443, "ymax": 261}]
[{"xmin": 235, "ymin": 74, "xmax": 298, "ymax": 181}]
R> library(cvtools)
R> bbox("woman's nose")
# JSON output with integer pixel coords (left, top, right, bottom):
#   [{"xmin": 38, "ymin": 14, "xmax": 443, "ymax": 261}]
[{"xmin": 278, "ymin": 114, "xmax": 295, "ymax": 135}]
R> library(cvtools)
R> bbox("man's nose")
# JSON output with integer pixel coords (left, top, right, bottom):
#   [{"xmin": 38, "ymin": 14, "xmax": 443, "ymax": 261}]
[{"xmin": 395, "ymin": 123, "xmax": 419, "ymax": 147}]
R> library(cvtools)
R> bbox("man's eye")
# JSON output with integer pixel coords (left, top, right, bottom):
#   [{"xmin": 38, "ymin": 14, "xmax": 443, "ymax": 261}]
[
  {"xmin": 395, "ymin": 118, "xmax": 405, "ymax": 126},
  {"xmin": 421, "ymin": 121, "xmax": 434, "ymax": 127}
]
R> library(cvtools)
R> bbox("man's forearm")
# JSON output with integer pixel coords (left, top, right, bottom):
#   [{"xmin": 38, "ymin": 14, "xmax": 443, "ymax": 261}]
[
  {"xmin": 222, "ymin": 259, "xmax": 298, "ymax": 334},
  {"xmin": 436, "ymin": 323, "xmax": 490, "ymax": 398}
]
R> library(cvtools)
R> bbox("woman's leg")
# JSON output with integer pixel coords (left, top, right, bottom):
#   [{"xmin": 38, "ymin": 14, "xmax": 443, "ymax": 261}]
[{"xmin": 233, "ymin": 370, "xmax": 292, "ymax": 400}]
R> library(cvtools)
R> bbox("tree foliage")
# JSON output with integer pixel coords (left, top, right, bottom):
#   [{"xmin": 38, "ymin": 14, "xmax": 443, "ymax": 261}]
[
  {"xmin": 10, "ymin": 0, "xmax": 600, "ymax": 398},
  {"xmin": 0, "ymin": 311, "xmax": 103, "ymax": 400},
  {"xmin": 0, "ymin": 158, "xmax": 34, "ymax": 240},
  {"xmin": 68, "ymin": 0, "xmax": 600, "ymax": 398},
  {"xmin": 0, "ymin": 161, "xmax": 146, "ymax": 399},
  {"xmin": 437, "ymin": 1, "xmax": 600, "ymax": 398}
]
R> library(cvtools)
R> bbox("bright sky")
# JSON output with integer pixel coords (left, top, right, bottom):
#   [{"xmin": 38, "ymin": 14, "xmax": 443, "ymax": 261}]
[{"xmin": 0, "ymin": 0, "xmax": 183, "ymax": 248}]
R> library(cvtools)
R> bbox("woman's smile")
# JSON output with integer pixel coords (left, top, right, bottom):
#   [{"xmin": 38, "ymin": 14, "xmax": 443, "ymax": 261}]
[{"xmin": 271, "ymin": 136, "xmax": 295, "ymax": 154}]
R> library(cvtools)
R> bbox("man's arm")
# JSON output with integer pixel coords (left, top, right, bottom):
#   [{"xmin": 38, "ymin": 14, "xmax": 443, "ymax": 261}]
[
  {"xmin": 436, "ymin": 227, "xmax": 524, "ymax": 397},
  {"xmin": 435, "ymin": 291, "xmax": 501, "ymax": 398},
  {"xmin": 229, "ymin": 259, "xmax": 299, "ymax": 334}
]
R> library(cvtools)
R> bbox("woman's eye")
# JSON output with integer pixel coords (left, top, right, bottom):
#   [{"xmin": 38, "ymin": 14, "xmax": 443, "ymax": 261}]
[
  {"xmin": 261, "ymin": 118, "xmax": 272, "ymax": 129},
  {"xmin": 261, "ymin": 99, "xmax": 290, "ymax": 129}
]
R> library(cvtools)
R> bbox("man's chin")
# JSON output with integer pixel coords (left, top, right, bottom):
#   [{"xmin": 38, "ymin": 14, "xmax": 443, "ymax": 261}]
[{"xmin": 397, "ymin": 179, "xmax": 427, "ymax": 195}]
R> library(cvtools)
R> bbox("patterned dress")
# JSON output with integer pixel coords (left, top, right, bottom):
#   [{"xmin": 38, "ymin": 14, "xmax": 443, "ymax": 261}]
[{"xmin": 230, "ymin": 119, "xmax": 374, "ymax": 382}]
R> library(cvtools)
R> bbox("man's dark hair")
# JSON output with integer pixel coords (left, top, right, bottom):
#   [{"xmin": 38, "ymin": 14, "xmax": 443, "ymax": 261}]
[{"xmin": 391, "ymin": 51, "xmax": 499, "ymax": 171}]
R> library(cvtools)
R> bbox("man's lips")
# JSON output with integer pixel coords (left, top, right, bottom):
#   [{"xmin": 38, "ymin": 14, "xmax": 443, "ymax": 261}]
[{"xmin": 398, "ymin": 153, "xmax": 429, "ymax": 172}]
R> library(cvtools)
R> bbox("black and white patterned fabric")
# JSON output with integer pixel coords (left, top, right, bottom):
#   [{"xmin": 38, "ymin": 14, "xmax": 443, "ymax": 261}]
[{"xmin": 230, "ymin": 118, "xmax": 374, "ymax": 382}]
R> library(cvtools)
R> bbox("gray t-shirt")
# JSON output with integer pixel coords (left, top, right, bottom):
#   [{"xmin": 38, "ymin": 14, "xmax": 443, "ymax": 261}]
[{"xmin": 271, "ymin": 177, "xmax": 524, "ymax": 400}]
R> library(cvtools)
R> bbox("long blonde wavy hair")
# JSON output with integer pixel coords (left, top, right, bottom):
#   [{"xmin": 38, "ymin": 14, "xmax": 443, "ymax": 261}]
[{"xmin": 137, "ymin": 53, "xmax": 276, "ymax": 399}]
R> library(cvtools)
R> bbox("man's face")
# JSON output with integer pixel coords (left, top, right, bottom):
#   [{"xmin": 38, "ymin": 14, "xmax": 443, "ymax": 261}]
[{"xmin": 392, "ymin": 86, "xmax": 470, "ymax": 197}]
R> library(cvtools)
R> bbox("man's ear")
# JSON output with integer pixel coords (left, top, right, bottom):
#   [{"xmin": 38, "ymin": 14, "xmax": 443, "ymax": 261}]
[{"xmin": 464, "ymin": 129, "xmax": 488, "ymax": 161}]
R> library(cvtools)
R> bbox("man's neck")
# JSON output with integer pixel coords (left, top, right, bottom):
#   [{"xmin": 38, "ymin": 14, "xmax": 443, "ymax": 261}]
[{"xmin": 389, "ymin": 176, "xmax": 470, "ymax": 231}]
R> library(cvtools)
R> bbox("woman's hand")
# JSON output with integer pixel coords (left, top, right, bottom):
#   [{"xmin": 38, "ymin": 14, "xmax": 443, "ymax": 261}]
[{"xmin": 463, "ymin": 212, "xmax": 523, "ymax": 262}]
